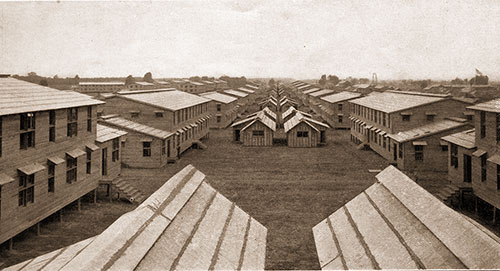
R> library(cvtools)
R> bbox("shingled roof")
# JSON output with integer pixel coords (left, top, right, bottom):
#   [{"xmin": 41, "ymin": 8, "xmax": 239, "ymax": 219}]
[
  {"xmin": 313, "ymin": 165, "xmax": 500, "ymax": 270},
  {"xmin": 6, "ymin": 165, "xmax": 267, "ymax": 271},
  {"xmin": 0, "ymin": 77, "xmax": 104, "ymax": 116},
  {"xmin": 118, "ymin": 89, "xmax": 210, "ymax": 111},
  {"xmin": 284, "ymin": 112, "xmax": 329, "ymax": 133},
  {"xmin": 199, "ymin": 91, "xmax": 237, "ymax": 104},
  {"xmin": 99, "ymin": 116, "xmax": 173, "ymax": 139},
  {"xmin": 441, "ymin": 129, "xmax": 476, "ymax": 149}
]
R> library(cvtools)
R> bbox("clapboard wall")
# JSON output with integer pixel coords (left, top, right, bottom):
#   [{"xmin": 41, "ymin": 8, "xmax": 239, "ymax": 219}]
[
  {"xmin": 287, "ymin": 122, "xmax": 319, "ymax": 148},
  {"xmin": 242, "ymin": 121, "xmax": 273, "ymax": 146}
]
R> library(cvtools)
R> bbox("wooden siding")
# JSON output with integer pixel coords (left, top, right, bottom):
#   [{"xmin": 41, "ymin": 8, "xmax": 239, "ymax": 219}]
[
  {"xmin": 0, "ymin": 105, "xmax": 101, "ymax": 245},
  {"xmin": 242, "ymin": 121, "xmax": 273, "ymax": 146},
  {"xmin": 287, "ymin": 122, "xmax": 319, "ymax": 148},
  {"xmin": 207, "ymin": 100, "xmax": 237, "ymax": 129},
  {"xmin": 447, "ymin": 144, "xmax": 474, "ymax": 187},
  {"xmin": 97, "ymin": 136, "xmax": 124, "ymax": 182}
]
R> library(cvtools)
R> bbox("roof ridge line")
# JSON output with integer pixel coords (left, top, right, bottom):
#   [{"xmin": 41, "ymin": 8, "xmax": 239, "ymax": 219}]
[
  {"xmin": 208, "ymin": 203, "xmax": 236, "ymax": 269},
  {"xmin": 325, "ymin": 216, "xmax": 347, "ymax": 269},
  {"xmin": 236, "ymin": 215, "xmax": 253, "ymax": 270}
]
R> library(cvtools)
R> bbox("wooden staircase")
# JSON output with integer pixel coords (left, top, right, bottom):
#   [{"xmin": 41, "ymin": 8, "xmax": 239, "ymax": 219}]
[
  {"xmin": 193, "ymin": 140, "xmax": 208, "ymax": 149},
  {"xmin": 112, "ymin": 178, "xmax": 146, "ymax": 204},
  {"xmin": 435, "ymin": 183, "xmax": 461, "ymax": 204}
]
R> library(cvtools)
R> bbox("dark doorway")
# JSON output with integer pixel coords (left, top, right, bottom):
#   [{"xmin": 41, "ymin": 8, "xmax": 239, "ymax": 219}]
[
  {"xmin": 464, "ymin": 154, "xmax": 472, "ymax": 183},
  {"xmin": 393, "ymin": 143, "xmax": 397, "ymax": 161},
  {"xmin": 320, "ymin": 131, "xmax": 326, "ymax": 143},
  {"xmin": 235, "ymin": 129, "xmax": 241, "ymax": 142},
  {"xmin": 167, "ymin": 140, "xmax": 171, "ymax": 157},
  {"xmin": 102, "ymin": 148, "xmax": 107, "ymax": 176}
]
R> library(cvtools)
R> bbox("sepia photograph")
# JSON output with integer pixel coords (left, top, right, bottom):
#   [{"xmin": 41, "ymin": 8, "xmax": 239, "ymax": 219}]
[{"xmin": 1, "ymin": 0, "xmax": 500, "ymax": 270}]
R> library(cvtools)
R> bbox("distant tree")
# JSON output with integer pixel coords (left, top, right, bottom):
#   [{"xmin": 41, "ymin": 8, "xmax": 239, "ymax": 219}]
[
  {"xmin": 189, "ymin": 76, "xmax": 201, "ymax": 82},
  {"xmin": 28, "ymin": 72, "xmax": 38, "ymax": 77},
  {"xmin": 143, "ymin": 72, "xmax": 153, "ymax": 83},
  {"xmin": 268, "ymin": 78, "xmax": 276, "ymax": 87},
  {"xmin": 125, "ymin": 75, "xmax": 135, "ymax": 85},
  {"xmin": 470, "ymin": 75, "xmax": 489, "ymax": 85},
  {"xmin": 319, "ymin": 74, "xmax": 327, "ymax": 86},
  {"xmin": 419, "ymin": 80, "xmax": 429, "ymax": 89},
  {"xmin": 201, "ymin": 76, "xmax": 209, "ymax": 81},
  {"xmin": 450, "ymin": 77, "xmax": 464, "ymax": 85},
  {"xmin": 53, "ymin": 74, "xmax": 59, "ymax": 79},
  {"xmin": 39, "ymin": 79, "xmax": 48, "ymax": 86},
  {"xmin": 328, "ymin": 75, "xmax": 340, "ymax": 85},
  {"xmin": 359, "ymin": 78, "xmax": 370, "ymax": 84}
]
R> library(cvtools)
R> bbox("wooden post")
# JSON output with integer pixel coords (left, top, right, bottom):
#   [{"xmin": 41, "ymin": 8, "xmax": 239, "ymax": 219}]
[
  {"xmin": 93, "ymin": 188, "xmax": 97, "ymax": 204},
  {"xmin": 8, "ymin": 238, "xmax": 13, "ymax": 250},
  {"xmin": 77, "ymin": 198, "xmax": 81, "ymax": 212},
  {"xmin": 475, "ymin": 196, "xmax": 478, "ymax": 215},
  {"xmin": 36, "ymin": 223, "xmax": 41, "ymax": 236},
  {"xmin": 59, "ymin": 209, "xmax": 63, "ymax": 223},
  {"xmin": 109, "ymin": 184, "xmax": 113, "ymax": 202},
  {"xmin": 493, "ymin": 207, "xmax": 496, "ymax": 224}
]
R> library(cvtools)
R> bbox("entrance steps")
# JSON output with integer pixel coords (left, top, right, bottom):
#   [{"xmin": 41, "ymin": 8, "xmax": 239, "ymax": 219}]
[
  {"xmin": 112, "ymin": 178, "xmax": 146, "ymax": 204},
  {"xmin": 435, "ymin": 183, "xmax": 461, "ymax": 203}
]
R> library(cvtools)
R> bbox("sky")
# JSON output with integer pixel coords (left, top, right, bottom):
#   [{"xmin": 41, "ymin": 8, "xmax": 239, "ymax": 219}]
[{"xmin": 1, "ymin": 0, "xmax": 499, "ymax": 80}]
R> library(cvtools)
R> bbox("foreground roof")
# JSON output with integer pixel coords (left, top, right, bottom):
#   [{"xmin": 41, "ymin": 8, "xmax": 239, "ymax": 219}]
[
  {"xmin": 6, "ymin": 165, "xmax": 267, "ymax": 271},
  {"xmin": 441, "ymin": 128, "xmax": 476, "ymax": 149},
  {"xmin": 320, "ymin": 91, "xmax": 362, "ymax": 104},
  {"xmin": 119, "ymin": 90, "xmax": 210, "ymax": 111},
  {"xmin": 199, "ymin": 91, "xmax": 237, "ymax": 104},
  {"xmin": 96, "ymin": 124, "xmax": 128, "ymax": 143},
  {"xmin": 349, "ymin": 91, "xmax": 446, "ymax": 113},
  {"xmin": 313, "ymin": 165, "xmax": 500, "ymax": 270},
  {"xmin": 467, "ymin": 98, "xmax": 500, "ymax": 113},
  {"xmin": 388, "ymin": 119, "xmax": 469, "ymax": 142},
  {"xmin": 0, "ymin": 77, "xmax": 104, "ymax": 116},
  {"xmin": 100, "ymin": 116, "xmax": 173, "ymax": 139}
]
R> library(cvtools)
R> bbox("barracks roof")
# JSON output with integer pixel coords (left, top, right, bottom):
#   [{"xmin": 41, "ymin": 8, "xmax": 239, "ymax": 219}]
[
  {"xmin": 388, "ymin": 119, "xmax": 469, "ymax": 143},
  {"xmin": 303, "ymin": 88, "xmax": 321, "ymax": 94},
  {"xmin": 199, "ymin": 91, "xmax": 237, "ymax": 104},
  {"xmin": 223, "ymin": 89, "xmax": 249, "ymax": 98},
  {"xmin": 313, "ymin": 165, "xmax": 500, "ymax": 270},
  {"xmin": 308, "ymin": 89, "xmax": 335, "ymax": 97},
  {"xmin": 0, "ymin": 77, "xmax": 104, "ymax": 116},
  {"xmin": 99, "ymin": 116, "xmax": 173, "ymax": 139},
  {"xmin": 96, "ymin": 124, "xmax": 128, "ymax": 143},
  {"xmin": 320, "ymin": 91, "xmax": 362, "ymax": 104},
  {"xmin": 467, "ymin": 98, "xmax": 500, "ymax": 113},
  {"xmin": 237, "ymin": 87, "xmax": 255, "ymax": 94},
  {"xmin": 284, "ymin": 112, "xmax": 329, "ymax": 133},
  {"xmin": 441, "ymin": 129, "xmax": 476, "ymax": 149},
  {"xmin": 349, "ymin": 91, "xmax": 447, "ymax": 113},
  {"xmin": 118, "ymin": 89, "xmax": 210, "ymax": 111},
  {"xmin": 5, "ymin": 165, "xmax": 267, "ymax": 271}
]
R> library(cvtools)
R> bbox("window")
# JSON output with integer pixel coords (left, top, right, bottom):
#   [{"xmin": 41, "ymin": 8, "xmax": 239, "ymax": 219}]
[
  {"xmin": 217, "ymin": 116, "xmax": 221, "ymax": 123},
  {"xmin": 450, "ymin": 144, "xmax": 458, "ymax": 168},
  {"xmin": 253, "ymin": 130, "xmax": 264, "ymax": 137},
  {"xmin": 441, "ymin": 145, "xmax": 448, "ymax": 152},
  {"xmin": 383, "ymin": 137, "xmax": 386, "ymax": 148},
  {"xmin": 161, "ymin": 139, "xmax": 166, "ymax": 155},
  {"xmin": 67, "ymin": 108, "xmax": 78, "ymax": 137},
  {"xmin": 102, "ymin": 148, "xmax": 107, "ymax": 176},
  {"xmin": 143, "ymin": 142, "xmax": 151, "ymax": 157},
  {"xmin": 480, "ymin": 111, "xmax": 486, "ymax": 138},
  {"xmin": 497, "ymin": 165, "xmax": 500, "ymax": 190},
  {"xmin": 297, "ymin": 131, "xmax": 309, "ymax": 137},
  {"xmin": 383, "ymin": 113, "xmax": 386, "ymax": 126},
  {"xmin": 112, "ymin": 138, "xmax": 119, "ymax": 161},
  {"xmin": 338, "ymin": 115, "xmax": 343, "ymax": 123},
  {"xmin": 131, "ymin": 112, "xmax": 139, "ymax": 118},
  {"xmin": 86, "ymin": 148, "xmax": 91, "ymax": 174},
  {"xmin": 87, "ymin": 106, "xmax": 92, "ymax": 132},
  {"xmin": 0, "ymin": 185, "xmax": 2, "ymax": 218},
  {"xmin": 49, "ymin": 110, "xmax": 56, "ymax": 142},
  {"xmin": 20, "ymin": 112, "xmax": 36, "ymax": 149},
  {"xmin": 66, "ymin": 155, "xmax": 77, "ymax": 183},
  {"xmin": 48, "ymin": 162, "xmax": 55, "ymax": 193},
  {"xmin": 481, "ymin": 154, "xmax": 487, "ymax": 181},
  {"xmin": 399, "ymin": 144, "xmax": 403, "ymax": 158},
  {"xmin": 402, "ymin": 115, "xmax": 411, "ymax": 121},
  {"xmin": 374, "ymin": 111, "xmax": 378, "ymax": 122},
  {"xmin": 155, "ymin": 112, "xmax": 164, "ymax": 118},
  {"xmin": 18, "ymin": 173, "xmax": 35, "ymax": 206},
  {"xmin": 217, "ymin": 104, "xmax": 222, "ymax": 112},
  {"xmin": 97, "ymin": 111, "xmax": 103, "ymax": 117},
  {"xmin": 427, "ymin": 115, "xmax": 435, "ymax": 122},
  {"xmin": 497, "ymin": 114, "xmax": 500, "ymax": 142},
  {"xmin": 414, "ymin": 145, "xmax": 424, "ymax": 161},
  {"xmin": 338, "ymin": 103, "xmax": 343, "ymax": 111}
]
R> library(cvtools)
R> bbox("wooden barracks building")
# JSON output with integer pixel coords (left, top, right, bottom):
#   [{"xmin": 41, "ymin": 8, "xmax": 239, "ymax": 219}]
[
  {"xmin": 349, "ymin": 91, "xmax": 473, "ymax": 170},
  {"xmin": 0, "ymin": 76, "xmax": 105, "ymax": 247},
  {"xmin": 318, "ymin": 91, "xmax": 362, "ymax": 129},
  {"xmin": 199, "ymin": 91, "xmax": 239, "ymax": 129},
  {"xmin": 98, "ymin": 89, "xmax": 211, "ymax": 158}
]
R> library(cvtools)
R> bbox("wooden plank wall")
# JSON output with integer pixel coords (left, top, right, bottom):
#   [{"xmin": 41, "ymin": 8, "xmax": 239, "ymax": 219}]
[
  {"xmin": 242, "ymin": 121, "xmax": 273, "ymax": 146},
  {"xmin": 287, "ymin": 122, "xmax": 318, "ymax": 148}
]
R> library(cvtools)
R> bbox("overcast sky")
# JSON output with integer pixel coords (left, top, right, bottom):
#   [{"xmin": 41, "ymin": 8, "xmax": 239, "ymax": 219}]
[{"xmin": 1, "ymin": 0, "xmax": 499, "ymax": 80}]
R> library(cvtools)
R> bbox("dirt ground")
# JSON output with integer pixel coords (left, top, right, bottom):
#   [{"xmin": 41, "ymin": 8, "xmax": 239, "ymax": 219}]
[{"xmin": 121, "ymin": 128, "xmax": 390, "ymax": 270}]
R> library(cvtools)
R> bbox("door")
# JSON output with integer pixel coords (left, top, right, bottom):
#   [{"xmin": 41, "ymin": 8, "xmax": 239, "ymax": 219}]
[
  {"xmin": 167, "ymin": 140, "xmax": 171, "ymax": 157},
  {"xmin": 464, "ymin": 154, "xmax": 472, "ymax": 183},
  {"xmin": 393, "ymin": 144, "xmax": 397, "ymax": 161},
  {"xmin": 320, "ymin": 131, "xmax": 326, "ymax": 143},
  {"xmin": 235, "ymin": 129, "xmax": 240, "ymax": 142},
  {"xmin": 102, "ymin": 148, "xmax": 108, "ymax": 176}
]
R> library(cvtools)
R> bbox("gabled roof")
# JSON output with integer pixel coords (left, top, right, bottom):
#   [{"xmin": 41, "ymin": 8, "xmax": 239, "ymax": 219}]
[
  {"xmin": 232, "ymin": 109, "xmax": 276, "ymax": 131},
  {"xmin": 297, "ymin": 84, "xmax": 312, "ymax": 90},
  {"xmin": 7, "ymin": 165, "xmax": 267, "ymax": 271},
  {"xmin": 100, "ymin": 116, "xmax": 173, "ymax": 139},
  {"xmin": 96, "ymin": 124, "xmax": 128, "ymax": 143},
  {"xmin": 284, "ymin": 112, "xmax": 329, "ymax": 133},
  {"xmin": 441, "ymin": 129, "xmax": 476, "ymax": 149},
  {"xmin": 320, "ymin": 91, "xmax": 362, "ymax": 104},
  {"xmin": 280, "ymin": 98, "xmax": 298, "ymax": 107},
  {"xmin": 313, "ymin": 165, "xmax": 500, "ymax": 270},
  {"xmin": 467, "ymin": 98, "xmax": 500, "ymax": 113},
  {"xmin": 237, "ymin": 87, "xmax": 255, "ymax": 94},
  {"xmin": 118, "ymin": 89, "xmax": 210, "ymax": 111},
  {"xmin": 388, "ymin": 119, "xmax": 469, "ymax": 143},
  {"xmin": 0, "ymin": 77, "xmax": 104, "ymax": 116},
  {"xmin": 309, "ymin": 89, "xmax": 335, "ymax": 97},
  {"xmin": 199, "ymin": 91, "xmax": 237, "ymax": 104},
  {"xmin": 223, "ymin": 89, "xmax": 248, "ymax": 98},
  {"xmin": 349, "ymin": 92, "xmax": 447, "ymax": 113},
  {"xmin": 245, "ymin": 84, "xmax": 259, "ymax": 90},
  {"xmin": 303, "ymin": 88, "xmax": 321, "ymax": 94}
]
